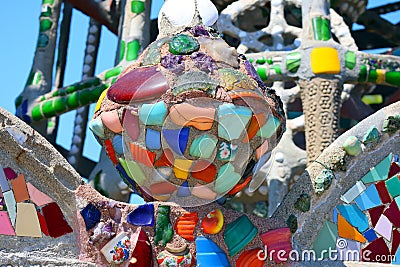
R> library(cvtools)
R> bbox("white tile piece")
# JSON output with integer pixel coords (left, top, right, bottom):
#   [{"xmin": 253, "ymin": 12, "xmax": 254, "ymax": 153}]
[
  {"xmin": 375, "ymin": 215, "xmax": 392, "ymax": 241},
  {"xmin": 340, "ymin": 181, "xmax": 366, "ymax": 203},
  {"xmin": 3, "ymin": 190, "xmax": 16, "ymax": 226}
]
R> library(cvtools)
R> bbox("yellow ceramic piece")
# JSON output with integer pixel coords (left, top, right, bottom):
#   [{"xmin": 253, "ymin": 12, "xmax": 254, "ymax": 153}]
[
  {"xmin": 173, "ymin": 159, "xmax": 193, "ymax": 180},
  {"xmin": 310, "ymin": 47, "xmax": 341, "ymax": 74},
  {"xmin": 376, "ymin": 69, "xmax": 386, "ymax": 84},
  {"xmin": 95, "ymin": 89, "xmax": 108, "ymax": 113}
]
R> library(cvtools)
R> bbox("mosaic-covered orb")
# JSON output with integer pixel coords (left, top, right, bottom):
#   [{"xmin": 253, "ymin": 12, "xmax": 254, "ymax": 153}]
[{"xmin": 90, "ymin": 25, "xmax": 285, "ymax": 206}]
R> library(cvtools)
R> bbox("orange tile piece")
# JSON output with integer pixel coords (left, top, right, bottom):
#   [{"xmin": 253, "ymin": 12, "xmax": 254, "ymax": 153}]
[
  {"xmin": 130, "ymin": 143, "xmax": 156, "ymax": 167},
  {"xmin": 243, "ymin": 113, "xmax": 267, "ymax": 143},
  {"xmin": 11, "ymin": 174, "xmax": 29, "ymax": 203},
  {"xmin": 338, "ymin": 214, "xmax": 367, "ymax": 243},
  {"xmin": 236, "ymin": 248, "xmax": 264, "ymax": 267},
  {"xmin": 174, "ymin": 212, "xmax": 198, "ymax": 241},
  {"xmin": 169, "ymin": 103, "xmax": 215, "ymax": 131},
  {"xmin": 154, "ymin": 149, "xmax": 174, "ymax": 167}
]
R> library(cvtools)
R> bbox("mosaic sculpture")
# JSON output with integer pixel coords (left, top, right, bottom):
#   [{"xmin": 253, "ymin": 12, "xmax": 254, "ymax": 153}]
[{"xmin": 90, "ymin": 0, "xmax": 286, "ymax": 204}]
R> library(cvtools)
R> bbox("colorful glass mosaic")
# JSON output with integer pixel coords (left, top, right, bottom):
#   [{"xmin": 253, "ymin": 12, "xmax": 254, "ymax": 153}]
[
  {"xmin": 0, "ymin": 166, "xmax": 72, "ymax": 238},
  {"xmin": 314, "ymin": 153, "xmax": 400, "ymax": 264}
]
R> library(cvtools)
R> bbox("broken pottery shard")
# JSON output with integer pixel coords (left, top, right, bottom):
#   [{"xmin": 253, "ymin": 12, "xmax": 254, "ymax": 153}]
[
  {"xmin": 130, "ymin": 229, "xmax": 153, "ymax": 266},
  {"xmin": 154, "ymin": 205, "xmax": 173, "ymax": 246},
  {"xmin": 15, "ymin": 203, "xmax": 42, "ymax": 238},
  {"xmin": 174, "ymin": 212, "xmax": 198, "ymax": 241},
  {"xmin": 127, "ymin": 203, "xmax": 155, "ymax": 226},
  {"xmin": 101, "ymin": 232, "xmax": 131, "ymax": 264},
  {"xmin": 224, "ymin": 215, "xmax": 258, "ymax": 256},
  {"xmin": 201, "ymin": 208, "xmax": 224, "ymax": 234},
  {"xmin": 80, "ymin": 203, "xmax": 101, "ymax": 231},
  {"xmin": 107, "ymin": 66, "xmax": 169, "ymax": 104}
]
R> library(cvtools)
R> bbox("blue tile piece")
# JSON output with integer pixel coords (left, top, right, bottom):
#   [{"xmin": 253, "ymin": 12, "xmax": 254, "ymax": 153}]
[
  {"xmin": 127, "ymin": 203, "xmax": 154, "ymax": 226},
  {"xmin": 162, "ymin": 127, "xmax": 190, "ymax": 155},
  {"xmin": 337, "ymin": 204, "xmax": 369, "ymax": 232},
  {"xmin": 80, "ymin": 203, "xmax": 101, "ymax": 230},
  {"xmin": 112, "ymin": 135, "xmax": 124, "ymax": 154},
  {"xmin": 145, "ymin": 129, "xmax": 161, "ymax": 150},
  {"xmin": 0, "ymin": 165, "xmax": 10, "ymax": 192},
  {"xmin": 139, "ymin": 101, "xmax": 168, "ymax": 126},
  {"xmin": 195, "ymin": 236, "xmax": 230, "ymax": 267},
  {"xmin": 363, "ymin": 229, "xmax": 378, "ymax": 242},
  {"xmin": 333, "ymin": 207, "xmax": 338, "ymax": 224},
  {"xmin": 362, "ymin": 153, "xmax": 393, "ymax": 183},
  {"xmin": 116, "ymin": 164, "xmax": 139, "ymax": 194},
  {"xmin": 177, "ymin": 181, "xmax": 191, "ymax": 197},
  {"xmin": 354, "ymin": 184, "xmax": 382, "ymax": 210},
  {"xmin": 393, "ymin": 245, "xmax": 400, "ymax": 265},
  {"xmin": 394, "ymin": 154, "xmax": 399, "ymax": 163}
]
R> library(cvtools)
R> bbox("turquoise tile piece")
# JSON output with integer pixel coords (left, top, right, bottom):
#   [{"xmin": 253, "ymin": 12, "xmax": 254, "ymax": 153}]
[
  {"xmin": 88, "ymin": 117, "xmax": 105, "ymax": 139},
  {"xmin": 312, "ymin": 220, "xmax": 338, "ymax": 259},
  {"xmin": 145, "ymin": 129, "xmax": 161, "ymax": 150},
  {"xmin": 257, "ymin": 116, "xmax": 281, "ymax": 138},
  {"xmin": 139, "ymin": 101, "xmax": 167, "ymax": 126},
  {"xmin": 340, "ymin": 181, "xmax": 366, "ymax": 203},
  {"xmin": 362, "ymin": 126, "xmax": 379, "ymax": 144},
  {"xmin": 217, "ymin": 103, "xmax": 252, "ymax": 141},
  {"xmin": 362, "ymin": 153, "xmax": 393, "ymax": 183},
  {"xmin": 189, "ymin": 134, "xmax": 217, "ymax": 158},
  {"xmin": 215, "ymin": 163, "xmax": 241, "ymax": 194},
  {"xmin": 385, "ymin": 175, "xmax": 400, "ymax": 198},
  {"xmin": 337, "ymin": 204, "xmax": 369, "ymax": 232},
  {"xmin": 354, "ymin": 184, "xmax": 382, "ymax": 210}
]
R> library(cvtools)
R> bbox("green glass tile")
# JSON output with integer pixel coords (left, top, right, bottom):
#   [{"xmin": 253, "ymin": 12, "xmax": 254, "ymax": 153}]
[
  {"xmin": 368, "ymin": 70, "xmax": 378, "ymax": 82},
  {"xmin": 52, "ymin": 91, "xmax": 59, "ymax": 97},
  {"xmin": 362, "ymin": 153, "xmax": 393, "ymax": 183},
  {"xmin": 40, "ymin": 19, "xmax": 52, "ymax": 32},
  {"xmin": 53, "ymin": 98, "xmax": 67, "ymax": 113},
  {"xmin": 321, "ymin": 18, "xmax": 331, "ymax": 40},
  {"xmin": 31, "ymin": 105, "xmax": 43, "ymax": 121},
  {"xmin": 385, "ymin": 175, "xmax": 400, "ymax": 198},
  {"xmin": 286, "ymin": 52, "xmax": 301, "ymax": 73},
  {"xmin": 257, "ymin": 67, "xmax": 267, "ymax": 81},
  {"xmin": 66, "ymin": 92, "xmax": 80, "ymax": 108},
  {"xmin": 248, "ymin": 58, "xmax": 254, "ymax": 63},
  {"xmin": 267, "ymin": 58, "xmax": 273, "ymax": 65},
  {"xmin": 40, "ymin": 6, "xmax": 52, "ymax": 17},
  {"xmin": 78, "ymin": 90, "xmax": 94, "ymax": 105},
  {"xmin": 312, "ymin": 220, "xmax": 338, "ymax": 259},
  {"xmin": 66, "ymin": 85, "xmax": 76, "ymax": 94},
  {"xmin": 312, "ymin": 17, "xmax": 323, "ymax": 41},
  {"xmin": 131, "ymin": 0, "xmax": 145, "ymax": 14},
  {"xmin": 119, "ymin": 40, "xmax": 125, "ymax": 62},
  {"xmin": 42, "ymin": 0, "xmax": 54, "ymax": 4},
  {"xmin": 345, "ymin": 51, "xmax": 356, "ymax": 70},
  {"xmin": 105, "ymin": 66, "xmax": 122, "ymax": 80},
  {"xmin": 126, "ymin": 40, "xmax": 140, "ymax": 61},
  {"xmin": 42, "ymin": 100, "xmax": 56, "ymax": 118},
  {"xmin": 118, "ymin": 158, "xmax": 147, "ymax": 186},
  {"xmin": 271, "ymin": 65, "xmax": 281, "ymax": 75},
  {"xmin": 256, "ymin": 57, "xmax": 266, "ymax": 64},
  {"xmin": 386, "ymin": 71, "xmax": 400, "ymax": 87},
  {"xmin": 358, "ymin": 65, "xmax": 367, "ymax": 82}
]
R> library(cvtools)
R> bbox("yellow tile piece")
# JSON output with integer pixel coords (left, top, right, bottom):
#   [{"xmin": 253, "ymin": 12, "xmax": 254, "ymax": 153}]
[
  {"xmin": 310, "ymin": 47, "xmax": 341, "ymax": 74},
  {"xmin": 337, "ymin": 214, "xmax": 366, "ymax": 243},
  {"xmin": 173, "ymin": 159, "xmax": 193, "ymax": 180},
  {"xmin": 376, "ymin": 69, "xmax": 386, "ymax": 84},
  {"xmin": 15, "ymin": 203, "xmax": 42, "ymax": 238},
  {"xmin": 94, "ymin": 89, "xmax": 108, "ymax": 113}
]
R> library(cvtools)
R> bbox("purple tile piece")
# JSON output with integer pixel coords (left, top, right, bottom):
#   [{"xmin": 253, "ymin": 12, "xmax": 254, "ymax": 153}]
[
  {"xmin": 177, "ymin": 181, "xmax": 191, "ymax": 197},
  {"xmin": 127, "ymin": 203, "xmax": 154, "ymax": 226},
  {"xmin": 361, "ymin": 237, "xmax": 391, "ymax": 263},
  {"xmin": 383, "ymin": 200, "xmax": 400, "ymax": 227},
  {"xmin": 3, "ymin": 168, "xmax": 17, "ymax": 181},
  {"xmin": 162, "ymin": 127, "xmax": 190, "ymax": 155},
  {"xmin": 368, "ymin": 205, "xmax": 385, "ymax": 227},
  {"xmin": 354, "ymin": 184, "xmax": 382, "ymax": 210},
  {"xmin": 336, "ymin": 238, "xmax": 360, "ymax": 261},
  {"xmin": 374, "ymin": 215, "xmax": 392, "ymax": 241}
]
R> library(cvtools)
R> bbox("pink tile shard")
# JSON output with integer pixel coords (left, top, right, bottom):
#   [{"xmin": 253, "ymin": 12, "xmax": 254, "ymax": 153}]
[
  {"xmin": 0, "ymin": 211, "xmax": 15, "ymax": 236},
  {"xmin": 260, "ymin": 227, "xmax": 292, "ymax": 263},
  {"xmin": 26, "ymin": 183, "xmax": 53, "ymax": 206}
]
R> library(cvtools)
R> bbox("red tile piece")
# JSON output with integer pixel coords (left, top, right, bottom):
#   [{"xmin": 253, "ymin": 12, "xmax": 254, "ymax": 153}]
[
  {"xmin": 130, "ymin": 143, "xmax": 156, "ymax": 167},
  {"xmin": 368, "ymin": 205, "xmax": 385, "ymax": 227},
  {"xmin": 383, "ymin": 200, "xmax": 400, "ymax": 228},
  {"xmin": 37, "ymin": 211, "xmax": 49, "ymax": 236},
  {"xmin": 41, "ymin": 202, "xmax": 73, "ymax": 238},
  {"xmin": 260, "ymin": 228, "xmax": 292, "ymax": 263},
  {"xmin": 376, "ymin": 181, "xmax": 391, "ymax": 204},
  {"xmin": 123, "ymin": 109, "xmax": 140, "ymax": 142},
  {"xmin": 392, "ymin": 229, "xmax": 400, "ymax": 255},
  {"xmin": 149, "ymin": 182, "xmax": 177, "ymax": 195},
  {"xmin": 389, "ymin": 162, "xmax": 400, "ymax": 178},
  {"xmin": 228, "ymin": 175, "xmax": 252, "ymax": 196},
  {"xmin": 191, "ymin": 160, "xmax": 217, "ymax": 183},
  {"xmin": 104, "ymin": 139, "xmax": 118, "ymax": 165},
  {"xmin": 361, "ymin": 237, "xmax": 391, "ymax": 263},
  {"xmin": 154, "ymin": 149, "xmax": 174, "ymax": 167}
]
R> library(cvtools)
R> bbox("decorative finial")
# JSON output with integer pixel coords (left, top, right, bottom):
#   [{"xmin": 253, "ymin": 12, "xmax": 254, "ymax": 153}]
[{"xmin": 158, "ymin": 0, "xmax": 218, "ymax": 37}]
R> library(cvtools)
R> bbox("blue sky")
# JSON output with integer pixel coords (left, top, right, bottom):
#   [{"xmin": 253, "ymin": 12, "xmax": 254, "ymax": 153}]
[{"xmin": 0, "ymin": 0, "xmax": 398, "ymax": 164}]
